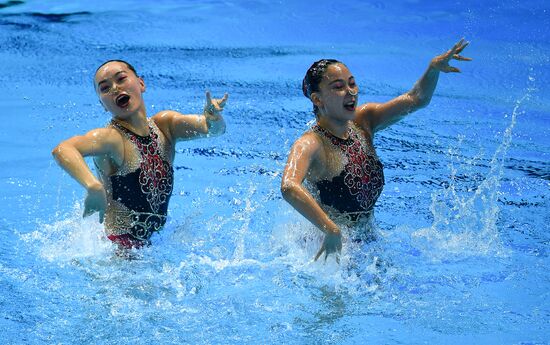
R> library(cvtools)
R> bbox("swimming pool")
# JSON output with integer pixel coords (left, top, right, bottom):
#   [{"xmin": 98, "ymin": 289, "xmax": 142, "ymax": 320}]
[{"xmin": 1, "ymin": 0, "xmax": 548, "ymax": 343}]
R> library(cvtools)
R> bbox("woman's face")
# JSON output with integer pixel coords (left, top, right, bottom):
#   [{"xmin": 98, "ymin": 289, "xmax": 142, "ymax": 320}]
[
  {"xmin": 313, "ymin": 63, "xmax": 359, "ymax": 121},
  {"xmin": 94, "ymin": 61, "xmax": 145, "ymax": 119}
]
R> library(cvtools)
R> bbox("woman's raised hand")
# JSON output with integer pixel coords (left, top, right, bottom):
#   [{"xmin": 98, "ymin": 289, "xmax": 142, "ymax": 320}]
[
  {"xmin": 204, "ymin": 91, "xmax": 229, "ymax": 117},
  {"xmin": 430, "ymin": 38, "xmax": 472, "ymax": 73}
]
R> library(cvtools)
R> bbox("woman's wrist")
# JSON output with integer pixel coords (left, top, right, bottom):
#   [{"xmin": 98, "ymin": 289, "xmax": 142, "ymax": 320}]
[
  {"xmin": 85, "ymin": 180, "xmax": 104, "ymax": 193},
  {"xmin": 322, "ymin": 222, "xmax": 341, "ymax": 236},
  {"xmin": 428, "ymin": 56, "xmax": 446, "ymax": 74},
  {"xmin": 203, "ymin": 101, "xmax": 220, "ymax": 116}
]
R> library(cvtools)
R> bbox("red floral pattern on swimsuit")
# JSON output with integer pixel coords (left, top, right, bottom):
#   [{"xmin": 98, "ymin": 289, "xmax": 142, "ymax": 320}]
[{"xmin": 129, "ymin": 129, "xmax": 173, "ymax": 213}]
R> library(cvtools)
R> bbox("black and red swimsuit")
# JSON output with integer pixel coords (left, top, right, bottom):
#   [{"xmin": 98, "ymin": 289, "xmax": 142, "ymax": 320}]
[
  {"xmin": 313, "ymin": 124, "xmax": 384, "ymax": 217},
  {"xmin": 105, "ymin": 120, "xmax": 174, "ymax": 246}
]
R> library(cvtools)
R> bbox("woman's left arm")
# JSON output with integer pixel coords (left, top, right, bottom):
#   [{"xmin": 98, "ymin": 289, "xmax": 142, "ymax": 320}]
[
  {"xmin": 356, "ymin": 38, "xmax": 471, "ymax": 133},
  {"xmin": 154, "ymin": 91, "xmax": 228, "ymax": 142}
]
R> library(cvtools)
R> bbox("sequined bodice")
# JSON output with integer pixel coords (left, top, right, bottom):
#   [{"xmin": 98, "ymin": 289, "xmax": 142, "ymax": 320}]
[
  {"xmin": 313, "ymin": 124, "xmax": 384, "ymax": 215},
  {"xmin": 105, "ymin": 120, "xmax": 174, "ymax": 241}
]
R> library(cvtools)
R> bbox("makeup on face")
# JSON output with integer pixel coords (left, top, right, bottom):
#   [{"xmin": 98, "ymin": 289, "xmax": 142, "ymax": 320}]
[
  {"xmin": 322, "ymin": 66, "xmax": 359, "ymax": 113},
  {"xmin": 95, "ymin": 63, "xmax": 142, "ymax": 112}
]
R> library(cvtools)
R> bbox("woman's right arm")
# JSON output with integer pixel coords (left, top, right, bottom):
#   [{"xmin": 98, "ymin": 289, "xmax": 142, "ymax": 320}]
[
  {"xmin": 51, "ymin": 128, "xmax": 121, "ymax": 222},
  {"xmin": 281, "ymin": 133, "xmax": 342, "ymax": 261}
]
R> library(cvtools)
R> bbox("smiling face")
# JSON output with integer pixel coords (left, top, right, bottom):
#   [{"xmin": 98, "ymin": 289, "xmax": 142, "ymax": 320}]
[
  {"xmin": 94, "ymin": 61, "xmax": 146, "ymax": 119},
  {"xmin": 312, "ymin": 63, "xmax": 359, "ymax": 122}
]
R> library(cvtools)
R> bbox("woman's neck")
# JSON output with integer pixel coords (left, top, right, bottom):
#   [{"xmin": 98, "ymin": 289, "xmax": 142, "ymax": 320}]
[
  {"xmin": 317, "ymin": 117, "xmax": 350, "ymax": 139},
  {"xmin": 113, "ymin": 109, "xmax": 149, "ymax": 136}
]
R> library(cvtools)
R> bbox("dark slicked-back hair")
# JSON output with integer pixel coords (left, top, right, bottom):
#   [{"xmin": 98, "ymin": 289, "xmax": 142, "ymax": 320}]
[
  {"xmin": 302, "ymin": 59, "xmax": 342, "ymax": 115},
  {"xmin": 94, "ymin": 60, "xmax": 138, "ymax": 78}
]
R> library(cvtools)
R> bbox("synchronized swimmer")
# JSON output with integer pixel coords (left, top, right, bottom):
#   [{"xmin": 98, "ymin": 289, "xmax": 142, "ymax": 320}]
[
  {"xmin": 53, "ymin": 39, "xmax": 470, "ymax": 258},
  {"xmin": 52, "ymin": 60, "xmax": 228, "ymax": 249},
  {"xmin": 281, "ymin": 39, "xmax": 470, "ymax": 261}
]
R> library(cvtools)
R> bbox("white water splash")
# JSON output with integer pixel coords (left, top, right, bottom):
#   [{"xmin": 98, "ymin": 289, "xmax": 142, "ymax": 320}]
[
  {"xmin": 412, "ymin": 77, "xmax": 535, "ymax": 261},
  {"xmin": 232, "ymin": 184, "xmax": 258, "ymax": 261},
  {"xmin": 269, "ymin": 217, "xmax": 385, "ymax": 295},
  {"xmin": 21, "ymin": 202, "xmax": 114, "ymax": 262}
]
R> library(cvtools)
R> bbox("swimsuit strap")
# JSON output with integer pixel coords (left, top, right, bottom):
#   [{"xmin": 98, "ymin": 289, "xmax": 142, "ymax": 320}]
[
  {"xmin": 110, "ymin": 119, "xmax": 165, "ymax": 158},
  {"xmin": 110, "ymin": 119, "xmax": 153, "ymax": 140},
  {"xmin": 312, "ymin": 124, "xmax": 354, "ymax": 147},
  {"xmin": 313, "ymin": 124, "xmax": 364, "ymax": 159}
]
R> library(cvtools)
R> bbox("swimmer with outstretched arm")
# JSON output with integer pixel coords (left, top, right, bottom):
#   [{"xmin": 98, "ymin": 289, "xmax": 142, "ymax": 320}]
[
  {"xmin": 281, "ymin": 39, "xmax": 471, "ymax": 261},
  {"xmin": 52, "ymin": 60, "xmax": 228, "ymax": 249}
]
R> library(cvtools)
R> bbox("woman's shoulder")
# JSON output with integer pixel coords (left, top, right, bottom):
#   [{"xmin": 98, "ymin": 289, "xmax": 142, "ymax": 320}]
[
  {"xmin": 85, "ymin": 125, "xmax": 125, "ymax": 145},
  {"xmin": 150, "ymin": 111, "xmax": 174, "ymax": 133},
  {"xmin": 151, "ymin": 110, "xmax": 180, "ymax": 124},
  {"xmin": 147, "ymin": 113, "xmax": 175, "ymax": 145},
  {"xmin": 351, "ymin": 118, "xmax": 375, "ymax": 144},
  {"xmin": 294, "ymin": 128, "xmax": 325, "ymax": 151},
  {"xmin": 289, "ymin": 128, "xmax": 332, "ymax": 170}
]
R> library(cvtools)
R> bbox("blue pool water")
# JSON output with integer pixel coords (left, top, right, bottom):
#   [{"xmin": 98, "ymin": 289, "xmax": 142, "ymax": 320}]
[{"xmin": 1, "ymin": 0, "xmax": 549, "ymax": 344}]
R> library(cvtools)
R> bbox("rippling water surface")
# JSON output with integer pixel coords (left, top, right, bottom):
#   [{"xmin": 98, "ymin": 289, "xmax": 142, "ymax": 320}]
[{"xmin": 1, "ymin": 0, "xmax": 548, "ymax": 344}]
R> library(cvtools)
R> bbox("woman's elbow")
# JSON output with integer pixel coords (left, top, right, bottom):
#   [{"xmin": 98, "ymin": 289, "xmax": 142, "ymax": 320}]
[
  {"xmin": 280, "ymin": 181, "xmax": 298, "ymax": 201},
  {"xmin": 407, "ymin": 91, "xmax": 431, "ymax": 110},
  {"xmin": 418, "ymin": 98, "xmax": 431, "ymax": 109},
  {"xmin": 51, "ymin": 143, "xmax": 64, "ymax": 160},
  {"xmin": 51, "ymin": 142, "xmax": 73, "ymax": 163},
  {"xmin": 415, "ymin": 93, "xmax": 432, "ymax": 109}
]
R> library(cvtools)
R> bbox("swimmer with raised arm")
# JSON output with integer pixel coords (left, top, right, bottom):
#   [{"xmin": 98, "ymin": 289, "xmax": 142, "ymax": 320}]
[
  {"xmin": 52, "ymin": 60, "xmax": 228, "ymax": 249},
  {"xmin": 281, "ymin": 39, "xmax": 470, "ymax": 261}
]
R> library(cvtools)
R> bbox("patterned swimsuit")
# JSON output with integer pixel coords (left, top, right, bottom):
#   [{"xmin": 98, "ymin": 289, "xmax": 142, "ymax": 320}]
[
  {"xmin": 103, "ymin": 120, "xmax": 174, "ymax": 245},
  {"xmin": 313, "ymin": 124, "xmax": 385, "ymax": 218}
]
